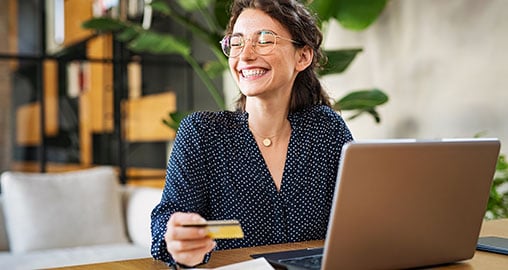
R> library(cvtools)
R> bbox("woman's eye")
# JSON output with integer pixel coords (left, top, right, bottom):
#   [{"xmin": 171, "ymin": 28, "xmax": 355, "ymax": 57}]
[
  {"xmin": 257, "ymin": 32, "xmax": 275, "ymax": 45},
  {"xmin": 258, "ymin": 40, "xmax": 272, "ymax": 45},
  {"xmin": 230, "ymin": 37, "xmax": 243, "ymax": 47},
  {"xmin": 258, "ymin": 37, "xmax": 274, "ymax": 45}
]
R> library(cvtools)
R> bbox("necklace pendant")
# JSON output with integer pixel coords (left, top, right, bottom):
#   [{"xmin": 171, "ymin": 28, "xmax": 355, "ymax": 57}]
[{"xmin": 262, "ymin": 138, "xmax": 272, "ymax": 147}]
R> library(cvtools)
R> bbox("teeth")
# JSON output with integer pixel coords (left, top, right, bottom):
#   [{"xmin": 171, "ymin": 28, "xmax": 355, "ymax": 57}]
[{"xmin": 242, "ymin": 69, "xmax": 267, "ymax": 77}]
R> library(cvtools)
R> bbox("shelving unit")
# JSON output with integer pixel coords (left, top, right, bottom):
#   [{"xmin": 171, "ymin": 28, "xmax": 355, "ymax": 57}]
[{"xmin": 2, "ymin": 0, "xmax": 221, "ymax": 187}]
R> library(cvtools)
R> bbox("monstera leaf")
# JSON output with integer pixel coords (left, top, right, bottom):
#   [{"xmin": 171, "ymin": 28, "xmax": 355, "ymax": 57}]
[
  {"xmin": 319, "ymin": 49, "xmax": 363, "ymax": 76},
  {"xmin": 310, "ymin": 0, "xmax": 388, "ymax": 31},
  {"xmin": 334, "ymin": 89, "xmax": 389, "ymax": 123}
]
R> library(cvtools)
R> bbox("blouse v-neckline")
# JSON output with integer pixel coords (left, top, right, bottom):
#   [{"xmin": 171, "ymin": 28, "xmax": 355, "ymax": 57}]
[{"xmin": 241, "ymin": 113, "xmax": 299, "ymax": 194}]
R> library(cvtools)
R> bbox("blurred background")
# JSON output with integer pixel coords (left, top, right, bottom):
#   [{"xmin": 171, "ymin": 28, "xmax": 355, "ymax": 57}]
[
  {"xmin": 320, "ymin": 0, "xmax": 508, "ymax": 151},
  {"xmin": 0, "ymin": 0, "xmax": 507, "ymax": 188}
]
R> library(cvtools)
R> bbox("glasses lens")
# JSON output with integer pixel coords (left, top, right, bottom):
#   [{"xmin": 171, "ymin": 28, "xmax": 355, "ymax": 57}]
[
  {"xmin": 254, "ymin": 31, "xmax": 276, "ymax": 55},
  {"xmin": 221, "ymin": 35, "xmax": 232, "ymax": 57},
  {"xmin": 221, "ymin": 35, "xmax": 244, "ymax": 57},
  {"xmin": 228, "ymin": 35, "xmax": 244, "ymax": 57}
]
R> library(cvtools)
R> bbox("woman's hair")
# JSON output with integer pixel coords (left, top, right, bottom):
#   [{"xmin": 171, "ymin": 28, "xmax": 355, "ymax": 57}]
[{"xmin": 226, "ymin": 0, "xmax": 332, "ymax": 112}]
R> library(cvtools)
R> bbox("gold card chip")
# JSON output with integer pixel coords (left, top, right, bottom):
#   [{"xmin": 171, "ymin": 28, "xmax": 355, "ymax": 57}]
[{"xmin": 182, "ymin": 219, "xmax": 244, "ymax": 239}]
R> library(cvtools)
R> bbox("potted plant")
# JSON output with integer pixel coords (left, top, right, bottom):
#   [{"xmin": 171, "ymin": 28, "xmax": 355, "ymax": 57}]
[{"xmin": 486, "ymin": 153, "xmax": 508, "ymax": 219}]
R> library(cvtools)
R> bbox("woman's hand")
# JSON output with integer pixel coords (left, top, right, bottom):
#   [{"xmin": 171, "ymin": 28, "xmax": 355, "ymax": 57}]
[{"xmin": 165, "ymin": 212, "xmax": 216, "ymax": 267}]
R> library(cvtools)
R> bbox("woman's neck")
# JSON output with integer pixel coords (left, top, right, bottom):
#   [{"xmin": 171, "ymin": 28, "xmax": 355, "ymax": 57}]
[
  {"xmin": 245, "ymin": 98, "xmax": 292, "ymax": 189},
  {"xmin": 245, "ymin": 98, "xmax": 290, "ymax": 137}
]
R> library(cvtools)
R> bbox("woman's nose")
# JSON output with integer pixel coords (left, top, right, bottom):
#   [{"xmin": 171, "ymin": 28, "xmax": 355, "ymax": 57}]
[{"xmin": 239, "ymin": 42, "xmax": 256, "ymax": 60}]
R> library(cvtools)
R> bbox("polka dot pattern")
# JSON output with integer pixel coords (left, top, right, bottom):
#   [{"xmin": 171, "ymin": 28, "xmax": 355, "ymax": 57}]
[{"xmin": 151, "ymin": 105, "xmax": 353, "ymax": 265}]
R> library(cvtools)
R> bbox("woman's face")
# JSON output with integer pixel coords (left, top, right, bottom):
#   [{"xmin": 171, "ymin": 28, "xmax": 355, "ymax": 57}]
[{"xmin": 228, "ymin": 8, "xmax": 307, "ymax": 102}]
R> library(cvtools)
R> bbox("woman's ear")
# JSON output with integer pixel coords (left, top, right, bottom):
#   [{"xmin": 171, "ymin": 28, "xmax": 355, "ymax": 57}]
[{"xmin": 295, "ymin": 45, "xmax": 313, "ymax": 72}]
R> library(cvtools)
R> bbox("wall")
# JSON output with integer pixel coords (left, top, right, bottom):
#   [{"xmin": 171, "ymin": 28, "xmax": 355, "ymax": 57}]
[{"xmin": 321, "ymin": 0, "xmax": 508, "ymax": 153}]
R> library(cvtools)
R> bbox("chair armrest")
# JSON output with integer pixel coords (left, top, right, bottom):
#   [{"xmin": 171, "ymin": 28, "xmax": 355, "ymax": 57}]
[{"xmin": 125, "ymin": 187, "xmax": 162, "ymax": 248}]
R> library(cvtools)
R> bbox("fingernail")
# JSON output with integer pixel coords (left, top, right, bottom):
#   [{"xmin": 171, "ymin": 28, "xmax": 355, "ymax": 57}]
[{"xmin": 193, "ymin": 215, "xmax": 206, "ymax": 222}]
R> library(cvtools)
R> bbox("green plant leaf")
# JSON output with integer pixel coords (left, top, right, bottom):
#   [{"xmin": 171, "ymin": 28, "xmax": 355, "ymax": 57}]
[
  {"xmin": 204, "ymin": 60, "xmax": 228, "ymax": 79},
  {"xmin": 162, "ymin": 111, "xmax": 192, "ymax": 131},
  {"xmin": 334, "ymin": 0, "xmax": 388, "ymax": 31},
  {"xmin": 308, "ymin": 0, "xmax": 336, "ymax": 22},
  {"xmin": 177, "ymin": 0, "xmax": 212, "ymax": 12},
  {"xmin": 474, "ymin": 136, "xmax": 508, "ymax": 219},
  {"xmin": 333, "ymin": 89, "xmax": 388, "ymax": 123},
  {"xmin": 128, "ymin": 32, "xmax": 191, "ymax": 56},
  {"xmin": 497, "ymin": 155, "xmax": 508, "ymax": 171},
  {"xmin": 367, "ymin": 108, "xmax": 381, "ymax": 123},
  {"xmin": 486, "ymin": 154, "xmax": 508, "ymax": 219},
  {"xmin": 82, "ymin": 17, "xmax": 126, "ymax": 32},
  {"xmin": 319, "ymin": 49, "xmax": 362, "ymax": 76},
  {"xmin": 344, "ymin": 108, "xmax": 381, "ymax": 123},
  {"xmin": 183, "ymin": 54, "xmax": 226, "ymax": 109},
  {"xmin": 151, "ymin": 0, "xmax": 172, "ymax": 15},
  {"xmin": 214, "ymin": 0, "xmax": 231, "ymax": 30},
  {"xmin": 154, "ymin": 1, "xmax": 218, "ymax": 45},
  {"xmin": 117, "ymin": 27, "xmax": 139, "ymax": 42},
  {"xmin": 334, "ymin": 89, "xmax": 388, "ymax": 111}
]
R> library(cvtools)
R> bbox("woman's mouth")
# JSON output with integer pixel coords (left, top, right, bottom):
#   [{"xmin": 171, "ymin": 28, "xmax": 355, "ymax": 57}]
[{"xmin": 241, "ymin": 68, "xmax": 268, "ymax": 79}]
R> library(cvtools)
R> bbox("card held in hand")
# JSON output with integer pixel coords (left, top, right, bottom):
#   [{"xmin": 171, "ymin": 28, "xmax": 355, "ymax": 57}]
[{"xmin": 182, "ymin": 219, "xmax": 244, "ymax": 239}]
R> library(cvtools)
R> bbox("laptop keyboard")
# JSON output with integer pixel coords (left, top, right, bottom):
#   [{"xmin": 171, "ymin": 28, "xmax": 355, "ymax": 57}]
[{"xmin": 279, "ymin": 254, "xmax": 323, "ymax": 269}]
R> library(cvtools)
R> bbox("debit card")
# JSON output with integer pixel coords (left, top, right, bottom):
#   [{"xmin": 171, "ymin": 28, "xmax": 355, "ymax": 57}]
[{"xmin": 182, "ymin": 219, "xmax": 244, "ymax": 239}]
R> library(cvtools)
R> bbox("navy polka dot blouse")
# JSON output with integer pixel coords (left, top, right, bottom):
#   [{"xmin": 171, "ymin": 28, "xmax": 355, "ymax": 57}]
[{"xmin": 151, "ymin": 105, "xmax": 353, "ymax": 265}]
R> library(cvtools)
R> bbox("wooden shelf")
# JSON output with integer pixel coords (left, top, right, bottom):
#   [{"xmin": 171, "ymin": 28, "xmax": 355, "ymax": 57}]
[
  {"xmin": 9, "ymin": 0, "xmax": 183, "ymax": 186},
  {"xmin": 124, "ymin": 92, "xmax": 177, "ymax": 142}
]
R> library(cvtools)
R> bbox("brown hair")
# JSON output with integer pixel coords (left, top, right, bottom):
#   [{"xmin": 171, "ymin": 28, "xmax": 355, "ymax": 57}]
[{"xmin": 226, "ymin": 0, "xmax": 332, "ymax": 112}]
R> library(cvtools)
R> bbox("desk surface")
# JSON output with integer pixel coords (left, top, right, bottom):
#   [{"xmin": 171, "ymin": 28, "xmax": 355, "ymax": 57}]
[{"xmin": 54, "ymin": 219, "xmax": 508, "ymax": 270}]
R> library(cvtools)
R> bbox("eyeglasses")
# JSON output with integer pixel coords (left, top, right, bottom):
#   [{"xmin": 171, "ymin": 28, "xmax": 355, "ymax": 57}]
[{"xmin": 220, "ymin": 30, "xmax": 301, "ymax": 58}]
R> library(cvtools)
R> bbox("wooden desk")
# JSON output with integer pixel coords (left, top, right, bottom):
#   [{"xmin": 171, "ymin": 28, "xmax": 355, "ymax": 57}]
[{"xmin": 54, "ymin": 219, "xmax": 508, "ymax": 269}]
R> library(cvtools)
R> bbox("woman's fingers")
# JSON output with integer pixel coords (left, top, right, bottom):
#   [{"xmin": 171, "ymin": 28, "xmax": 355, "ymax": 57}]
[
  {"xmin": 170, "ymin": 212, "xmax": 206, "ymax": 226},
  {"xmin": 164, "ymin": 212, "xmax": 216, "ymax": 266},
  {"xmin": 166, "ymin": 238, "xmax": 215, "ymax": 253},
  {"xmin": 165, "ymin": 212, "xmax": 207, "ymax": 241},
  {"xmin": 170, "ymin": 240, "xmax": 217, "ymax": 267},
  {"xmin": 166, "ymin": 223, "xmax": 207, "ymax": 241}
]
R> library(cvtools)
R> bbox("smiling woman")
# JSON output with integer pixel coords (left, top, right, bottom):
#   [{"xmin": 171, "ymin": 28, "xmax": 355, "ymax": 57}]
[
  {"xmin": 150, "ymin": 0, "xmax": 354, "ymax": 268},
  {"xmin": 226, "ymin": 3, "xmax": 328, "ymax": 114}
]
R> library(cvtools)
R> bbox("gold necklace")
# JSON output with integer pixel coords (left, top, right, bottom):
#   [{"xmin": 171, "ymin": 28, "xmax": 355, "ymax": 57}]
[
  {"xmin": 262, "ymin": 138, "xmax": 274, "ymax": 147},
  {"xmin": 249, "ymin": 127, "xmax": 277, "ymax": 147}
]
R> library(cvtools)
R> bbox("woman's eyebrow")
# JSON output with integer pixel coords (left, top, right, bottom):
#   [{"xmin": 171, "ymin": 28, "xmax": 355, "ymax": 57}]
[
  {"xmin": 231, "ymin": 29, "xmax": 278, "ymax": 36},
  {"xmin": 259, "ymin": 29, "xmax": 276, "ymax": 34}
]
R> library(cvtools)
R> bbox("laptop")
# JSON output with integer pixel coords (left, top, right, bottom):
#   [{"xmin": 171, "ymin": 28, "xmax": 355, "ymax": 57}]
[{"xmin": 251, "ymin": 138, "xmax": 501, "ymax": 269}]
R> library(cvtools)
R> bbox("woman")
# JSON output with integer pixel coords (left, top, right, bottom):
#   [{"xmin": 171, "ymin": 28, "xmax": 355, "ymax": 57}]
[{"xmin": 151, "ymin": 0, "xmax": 354, "ymax": 267}]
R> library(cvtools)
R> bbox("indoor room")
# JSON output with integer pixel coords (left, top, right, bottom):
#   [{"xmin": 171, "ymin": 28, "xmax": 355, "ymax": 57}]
[{"xmin": 0, "ymin": 0, "xmax": 507, "ymax": 269}]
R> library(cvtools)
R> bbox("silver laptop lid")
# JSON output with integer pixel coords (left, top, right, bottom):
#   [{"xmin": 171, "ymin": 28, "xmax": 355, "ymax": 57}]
[{"xmin": 323, "ymin": 138, "xmax": 500, "ymax": 269}]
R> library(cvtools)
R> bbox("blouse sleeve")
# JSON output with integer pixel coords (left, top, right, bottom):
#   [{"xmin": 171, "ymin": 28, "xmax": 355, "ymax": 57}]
[{"xmin": 150, "ymin": 113, "xmax": 211, "ymax": 265}]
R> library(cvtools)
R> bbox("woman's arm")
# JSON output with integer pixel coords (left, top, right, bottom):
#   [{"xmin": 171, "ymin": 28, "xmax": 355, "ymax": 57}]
[{"xmin": 150, "ymin": 113, "xmax": 213, "ymax": 266}]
